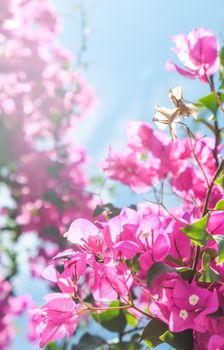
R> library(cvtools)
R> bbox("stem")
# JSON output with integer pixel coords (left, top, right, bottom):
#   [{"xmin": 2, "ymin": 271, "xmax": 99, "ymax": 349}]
[
  {"xmin": 180, "ymin": 123, "xmax": 210, "ymax": 187},
  {"xmin": 78, "ymin": 304, "xmax": 131, "ymax": 314},
  {"xmin": 208, "ymin": 75, "xmax": 224, "ymax": 112},
  {"xmin": 208, "ymin": 76, "xmax": 222, "ymax": 167},
  {"xmin": 190, "ymin": 159, "xmax": 224, "ymax": 280},
  {"xmin": 202, "ymin": 159, "xmax": 224, "ymax": 216},
  {"xmin": 190, "ymin": 77, "xmax": 224, "ymax": 281},
  {"xmin": 128, "ymin": 291, "xmax": 153, "ymax": 319}
]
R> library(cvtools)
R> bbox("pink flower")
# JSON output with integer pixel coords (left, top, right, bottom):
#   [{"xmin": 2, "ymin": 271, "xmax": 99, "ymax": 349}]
[
  {"xmin": 101, "ymin": 147, "xmax": 159, "ymax": 193},
  {"xmin": 42, "ymin": 252, "xmax": 87, "ymax": 294},
  {"xmin": 92, "ymin": 260, "xmax": 133, "ymax": 301},
  {"xmin": 137, "ymin": 216, "xmax": 170, "ymax": 271},
  {"xmin": 64, "ymin": 218, "xmax": 106, "ymax": 254},
  {"xmin": 32, "ymin": 294, "xmax": 79, "ymax": 348},
  {"xmin": 150, "ymin": 278, "xmax": 219, "ymax": 333},
  {"xmin": 208, "ymin": 335, "xmax": 224, "ymax": 350},
  {"xmin": 166, "ymin": 28, "xmax": 220, "ymax": 83},
  {"xmin": 163, "ymin": 217, "xmax": 191, "ymax": 265},
  {"xmin": 103, "ymin": 207, "xmax": 141, "ymax": 258}
]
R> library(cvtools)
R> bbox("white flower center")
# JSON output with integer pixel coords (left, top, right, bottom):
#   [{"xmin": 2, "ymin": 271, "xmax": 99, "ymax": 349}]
[
  {"xmin": 179, "ymin": 309, "xmax": 188, "ymax": 320},
  {"xmin": 188, "ymin": 294, "xmax": 199, "ymax": 306}
]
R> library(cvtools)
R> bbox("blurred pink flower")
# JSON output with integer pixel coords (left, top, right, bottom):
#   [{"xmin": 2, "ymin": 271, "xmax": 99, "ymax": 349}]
[
  {"xmin": 166, "ymin": 28, "xmax": 220, "ymax": 83},
  {"xmin": 32, "ymin": 294, "xmax": 79, "ymax": 348}
]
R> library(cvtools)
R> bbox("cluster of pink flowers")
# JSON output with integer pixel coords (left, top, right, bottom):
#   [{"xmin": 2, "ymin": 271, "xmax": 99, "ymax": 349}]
[
  {"xmin": 0, "ymin": 276, "xmax": 37, "ymax": 349},
  {"xmin": 0, "ymin": 2, "xmax": 224, "ymax": 348},
  {"xmin": 101, "ymin": 121, "xmax": 221, "ymax": 208},
  {"xmin": 0, "ymin": 0, "xmax": 98, "ymax": 347},
  {"xmin": 0, "ymin": 0, "xmax": 97, "ymax": 256},
  {"xmin": 32, "ymin": 26, "xmax": 224, "ymax": 350},
  {"xmin": 33, "ymin": 198, "xmax": 224, "ymax": 348}
]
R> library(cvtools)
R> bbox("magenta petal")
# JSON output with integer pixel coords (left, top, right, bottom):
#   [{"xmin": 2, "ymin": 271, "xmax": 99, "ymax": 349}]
[
  {"xmin": 41, "ymin": 265, "xmax": 57, "ymax": 282},
  {"xmin": 165, "ymin": 60, "xmax": 196, "ymax": 79},
  {"xmin": 169, "ymin": 306, "xmax": 195, "ymax": 332},
  {"xmin": 113, "ymin": 240, "xmax": 141, "ymax": 259},
  {"xmin": 153, "ymin": 234, "xmax": 170, "ymax": 261},
  {"xmin": 65, "ymin": 218, "xmax": 99, "ymax": 245},
  {"xmin": 208, "ymin": 335, "xmax": 224, "ymax": 350}
]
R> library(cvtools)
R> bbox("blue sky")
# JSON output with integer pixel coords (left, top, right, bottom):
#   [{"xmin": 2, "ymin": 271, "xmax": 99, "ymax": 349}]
[
  {"xmin": 53, "ymin": 0, "xmax": 224, "ymax": 207},
  {"xmin": 13, "ymin": 0, "xmax": 224, "ymax": 349}
]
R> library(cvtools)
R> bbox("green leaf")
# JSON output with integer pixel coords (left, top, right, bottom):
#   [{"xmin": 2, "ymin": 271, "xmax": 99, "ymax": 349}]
[
  {"xmin": 203, "ymin": 247, "xmax": 218, "ymax": 260},
  {"xmin": 143, "ymin": 338, "xmax": 162, "ymax": 348},
  {"xmin": 202, "ymin": 252, "xmax": 211, "ymax": 270},
  {"xmin": 198, "ymin": 265, "xmax": 220, "ymax": 283},
  {"xmin": 198, "ymin": 252, "xmax": 220, "ymax": 283},
  {"xmin": 176, "ymin": 267, "xmax": 194, "ymax": 281},
  {"xmin": 160, "ymin": 329, "xmax": 194, "ymax": 350},
  {"xmin": 214, "ymin": 171, "xmax": 224, "ymax": 188},
  {"xmin": 141, "ymin": 319, "xmax": 168, "ymax": 347},
  {"xmin": 43, "ymin": 190, "xmax": 63, "ymax": 209},
  {"xmin": 126, "ymin": 312, "xmax": 137, "ymax": 327},
  {"xmin": 45, "ymin": 343, "xmax": 61, "ymax": 350},
  {"xmin": 92, "ymin": 203, "xmax": 121, "ymax": 219},
  {"xmin": 213, "ymin": 235, "xmax": 224, "ymax": 264},
  {"xmin": 42, "ymin": 226, "xmax": 60, "ymax": 238},
  {"xmin": 219, "ymin": 46, "xmax": 224, "ymax": 66},
  {"xmin": 109, "ymin": 340, "xmax": 141, "ymax": 350},
  {"xmin": 93, "ymin": 204, "xmax": 105, "ymax": 217},
  {"xmin": 72, "ymin": 333, "xmax": 105, "ymax": 350},
  {"xmin": 215, "ymin": 199, "xmax": 224, "ymax": 210},
  {"xmin": 104, "ymin": 203, "xmax": 121, "ymax": 219},
  {"xmin": 147, "ymin": 262, "xmax": 175, "ymax": 287},
  {"xmin": 198, "ymin": 92, "xmax": 224, "ymax": 114},
  {"xmin": 181, "ymin": 214, "xmax": 209, "ymax": 246},
  {"xmin": 92, "ymin": 301, "xmax": 127, "ymax": 333}
]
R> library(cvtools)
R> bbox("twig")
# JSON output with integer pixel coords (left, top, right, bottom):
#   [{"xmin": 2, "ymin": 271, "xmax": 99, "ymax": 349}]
[{"xmin": 190, "ymin": 159, "xmax": 224, "ymax": 279}]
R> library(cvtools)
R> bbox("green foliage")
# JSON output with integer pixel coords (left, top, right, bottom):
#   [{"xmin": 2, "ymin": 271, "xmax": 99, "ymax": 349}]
[
  {"xmin": 160, "ymin": 329, "xmax": 194, "ymax": 350},
  {"xmin": 219, "ymin": 46, "xmax": 224, "ymax": 66},
  {"xmin": 198, "ymin": 252, "xmax": 220, "ymax": 283},
  {"xmin": 140, "ymin": 319, "xmax": 167, "ymax": 347},
  {"xmin": 72, "ymin": 333, "xmax": 105, "ymax": 350},
  {"xmin": 213, "ymin": 235, "xmax": 224, "ymax": 264},
  {"xmin": 181, "ymin": 214, "xmax": 209, "ymax": 246},
  {"xmin": 47, "ymin": 161, "xmax": 64, "ymax": 178},
  {"xmin": 43, "ymin": 190, "xmax": 64, "ymax": 209},
  {"xmin": 219, "ymin": 46, "xmax": 224, "ymax": 88},
  {"xmin": 125, "ymin": 312, "xmax": 138, "ymax": 327},
  {"xmin": 198, "ymin": 92, "xmax": 224, "ymax": 115},
  {"xmin": 214, "ymin": 171, "xmax": 224, "ymax": 187},
  {"xmin": 45, "ymin": 343, "xmax": 63, "ymax": 350},
  {"xmin": 215, "ymin": 199, "xmax": 224, "ymax": 210},
  {"xmin": 42, "ymin": 226, "xmax": 61, "ymax": 238},
  {"xmin": 176, "ymin": 267, "xmax": 194, "ymax": 281},
  {"xmin": 109, "ymin": 338, "xmax": 141, "ymax": 350},
  {"xmin": 93, "ymin": 203, "xmax": 121, "ymax": 219},
  {"xmin": 92, "ymin": 301, "xmax": 127, "ymax": 333}
]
